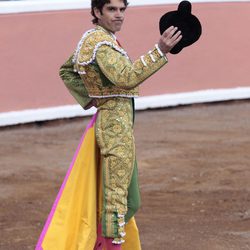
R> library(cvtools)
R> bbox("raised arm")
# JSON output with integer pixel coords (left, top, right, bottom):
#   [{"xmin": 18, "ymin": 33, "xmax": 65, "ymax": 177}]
[
  {"xmin": 95, "ymin": 26, "xmax": 182, "ymax": 90},
  {"xmin": 95, "ymin": 44, "xmax": 167, "ymax": 90}
]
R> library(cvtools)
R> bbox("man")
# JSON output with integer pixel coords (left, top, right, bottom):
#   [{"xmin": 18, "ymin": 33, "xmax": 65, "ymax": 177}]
[
  {"xmin": 34, "ymin": 0, "xmax": 205, "ymax": 249},
  {"xmin": 72, "ymin": 0, "xmax": 182, "ymax": 249}
]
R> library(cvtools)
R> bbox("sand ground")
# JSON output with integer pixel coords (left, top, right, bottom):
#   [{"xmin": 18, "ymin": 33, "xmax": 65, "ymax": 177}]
[{"xmin": 0, "ymin": 100, "xmax": 250, "ymax": 250}]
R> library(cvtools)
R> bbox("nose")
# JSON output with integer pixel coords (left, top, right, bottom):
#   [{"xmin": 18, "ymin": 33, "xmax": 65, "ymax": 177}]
[{"xmin": 115, "ymin": 10, "xmax": 123, "ymax": 19}]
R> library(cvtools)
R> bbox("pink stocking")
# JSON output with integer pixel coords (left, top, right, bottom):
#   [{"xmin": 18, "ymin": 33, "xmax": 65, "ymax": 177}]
[
  {"xmin": 94, "ymin": 224, "xmax": 105, "ymax": 250},
  {"xmin": 104, "ymin": 238, "xmax": 122, "ymax": 250}
]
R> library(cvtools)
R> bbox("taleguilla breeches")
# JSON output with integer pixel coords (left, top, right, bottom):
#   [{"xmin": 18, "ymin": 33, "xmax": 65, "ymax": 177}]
[{"xmin": 95, "ymin": 97, "xmax": 140, "ymax": 242}]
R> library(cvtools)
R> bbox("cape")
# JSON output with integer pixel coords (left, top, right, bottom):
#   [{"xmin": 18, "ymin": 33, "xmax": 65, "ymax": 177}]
[{"xmin": 35, "ymin": 113, "xmax": 141, "ymax": 250}]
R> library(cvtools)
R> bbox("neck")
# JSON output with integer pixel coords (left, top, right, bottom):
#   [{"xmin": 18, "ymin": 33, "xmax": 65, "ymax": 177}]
[{"xmin": 96, "ymin": 25, "xmax": 117, "ymax": 40}]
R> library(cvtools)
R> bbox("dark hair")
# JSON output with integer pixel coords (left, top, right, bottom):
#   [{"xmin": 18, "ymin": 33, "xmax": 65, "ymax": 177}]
[{"xmin": 91, "ymin": 0, "xmax": 129, "ymax": 24}]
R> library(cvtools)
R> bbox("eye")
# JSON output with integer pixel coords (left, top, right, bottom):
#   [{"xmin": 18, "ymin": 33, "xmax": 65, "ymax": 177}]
[
  {"xmin": 120, "ymin": 7, "xmax": 126, "ymax": 13},
  {"xmin": 107, "ymin": 7, "xmax": 116, "ymax": 12}
]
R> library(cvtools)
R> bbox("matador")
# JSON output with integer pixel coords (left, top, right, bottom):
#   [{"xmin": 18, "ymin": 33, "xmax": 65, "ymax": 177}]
[
  {"xmin": 36, "ymin": 0, "xmax": 182, "ymax": 249},
  {"xmin": 74, "ymin": 24, "xmax": 167, "ymax": 246}
]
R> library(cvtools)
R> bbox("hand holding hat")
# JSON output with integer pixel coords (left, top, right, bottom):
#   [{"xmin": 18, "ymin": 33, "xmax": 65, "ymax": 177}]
[
  {"xmin": 158, "ymin": 26, "xmax": 183, "ymax": 55},
  {"xmin": 159, "ymin": 1, "xmax": 202, "ymax": 54}
]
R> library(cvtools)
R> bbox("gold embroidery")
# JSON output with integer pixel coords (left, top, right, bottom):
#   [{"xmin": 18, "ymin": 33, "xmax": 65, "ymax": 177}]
[
  {"xmin": 95, "ymin": 98, "xmax": 135, "ymax": 238},
  {"xmin": 74, "ymin": 26, "xmax": 167, "ymax": 98}
]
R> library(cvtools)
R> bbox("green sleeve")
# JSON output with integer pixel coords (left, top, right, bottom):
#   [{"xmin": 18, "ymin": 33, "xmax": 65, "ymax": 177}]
[{"xmin": 59, "ymin": 54, "xmax": 93, "ymax": 110}]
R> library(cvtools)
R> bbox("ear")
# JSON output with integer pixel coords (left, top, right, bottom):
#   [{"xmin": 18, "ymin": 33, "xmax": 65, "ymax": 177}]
[{"xmin": 94, "ymin": 7, "xmax": 102, "ymax": 19}]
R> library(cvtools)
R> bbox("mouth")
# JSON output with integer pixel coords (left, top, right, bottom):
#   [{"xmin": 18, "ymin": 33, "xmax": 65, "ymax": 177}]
[{"xmin": 113, "ymin": 20, "xmax": 123, "ymax": 24}]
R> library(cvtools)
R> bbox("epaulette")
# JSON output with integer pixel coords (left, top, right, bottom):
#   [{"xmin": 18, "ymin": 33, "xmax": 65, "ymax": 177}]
[{"xmin": 72, "ymin": 28, "xmax": 129, "ymax": 75}]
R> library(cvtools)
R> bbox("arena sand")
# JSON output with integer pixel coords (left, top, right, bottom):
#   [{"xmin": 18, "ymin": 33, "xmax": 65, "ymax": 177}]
[{"xmin": 0, "ymin": 100, "xmax": 250, "ymax": 250}]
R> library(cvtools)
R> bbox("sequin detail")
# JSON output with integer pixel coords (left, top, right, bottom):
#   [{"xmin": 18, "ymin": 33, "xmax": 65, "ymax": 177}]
[{"xmin": 96, "ymin": 98, "xmax": 135, "ymax": 239}]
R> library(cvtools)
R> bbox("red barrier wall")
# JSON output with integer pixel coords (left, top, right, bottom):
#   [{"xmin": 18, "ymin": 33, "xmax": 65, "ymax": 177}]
[{"xmin": 1, "ymin": 2, "xmax": 250, "ymax": 112}]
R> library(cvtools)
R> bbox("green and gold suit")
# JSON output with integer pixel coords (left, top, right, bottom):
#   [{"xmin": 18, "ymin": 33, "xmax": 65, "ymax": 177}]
[{"xmin": 60, "ymin": 25, "xmax": 167, "ymax": 244}]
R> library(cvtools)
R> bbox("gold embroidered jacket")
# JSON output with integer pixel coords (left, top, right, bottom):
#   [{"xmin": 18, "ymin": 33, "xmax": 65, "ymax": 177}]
[{"xmin": 73, "ymin": 26, "xmax": 168, "ymax": 98}]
